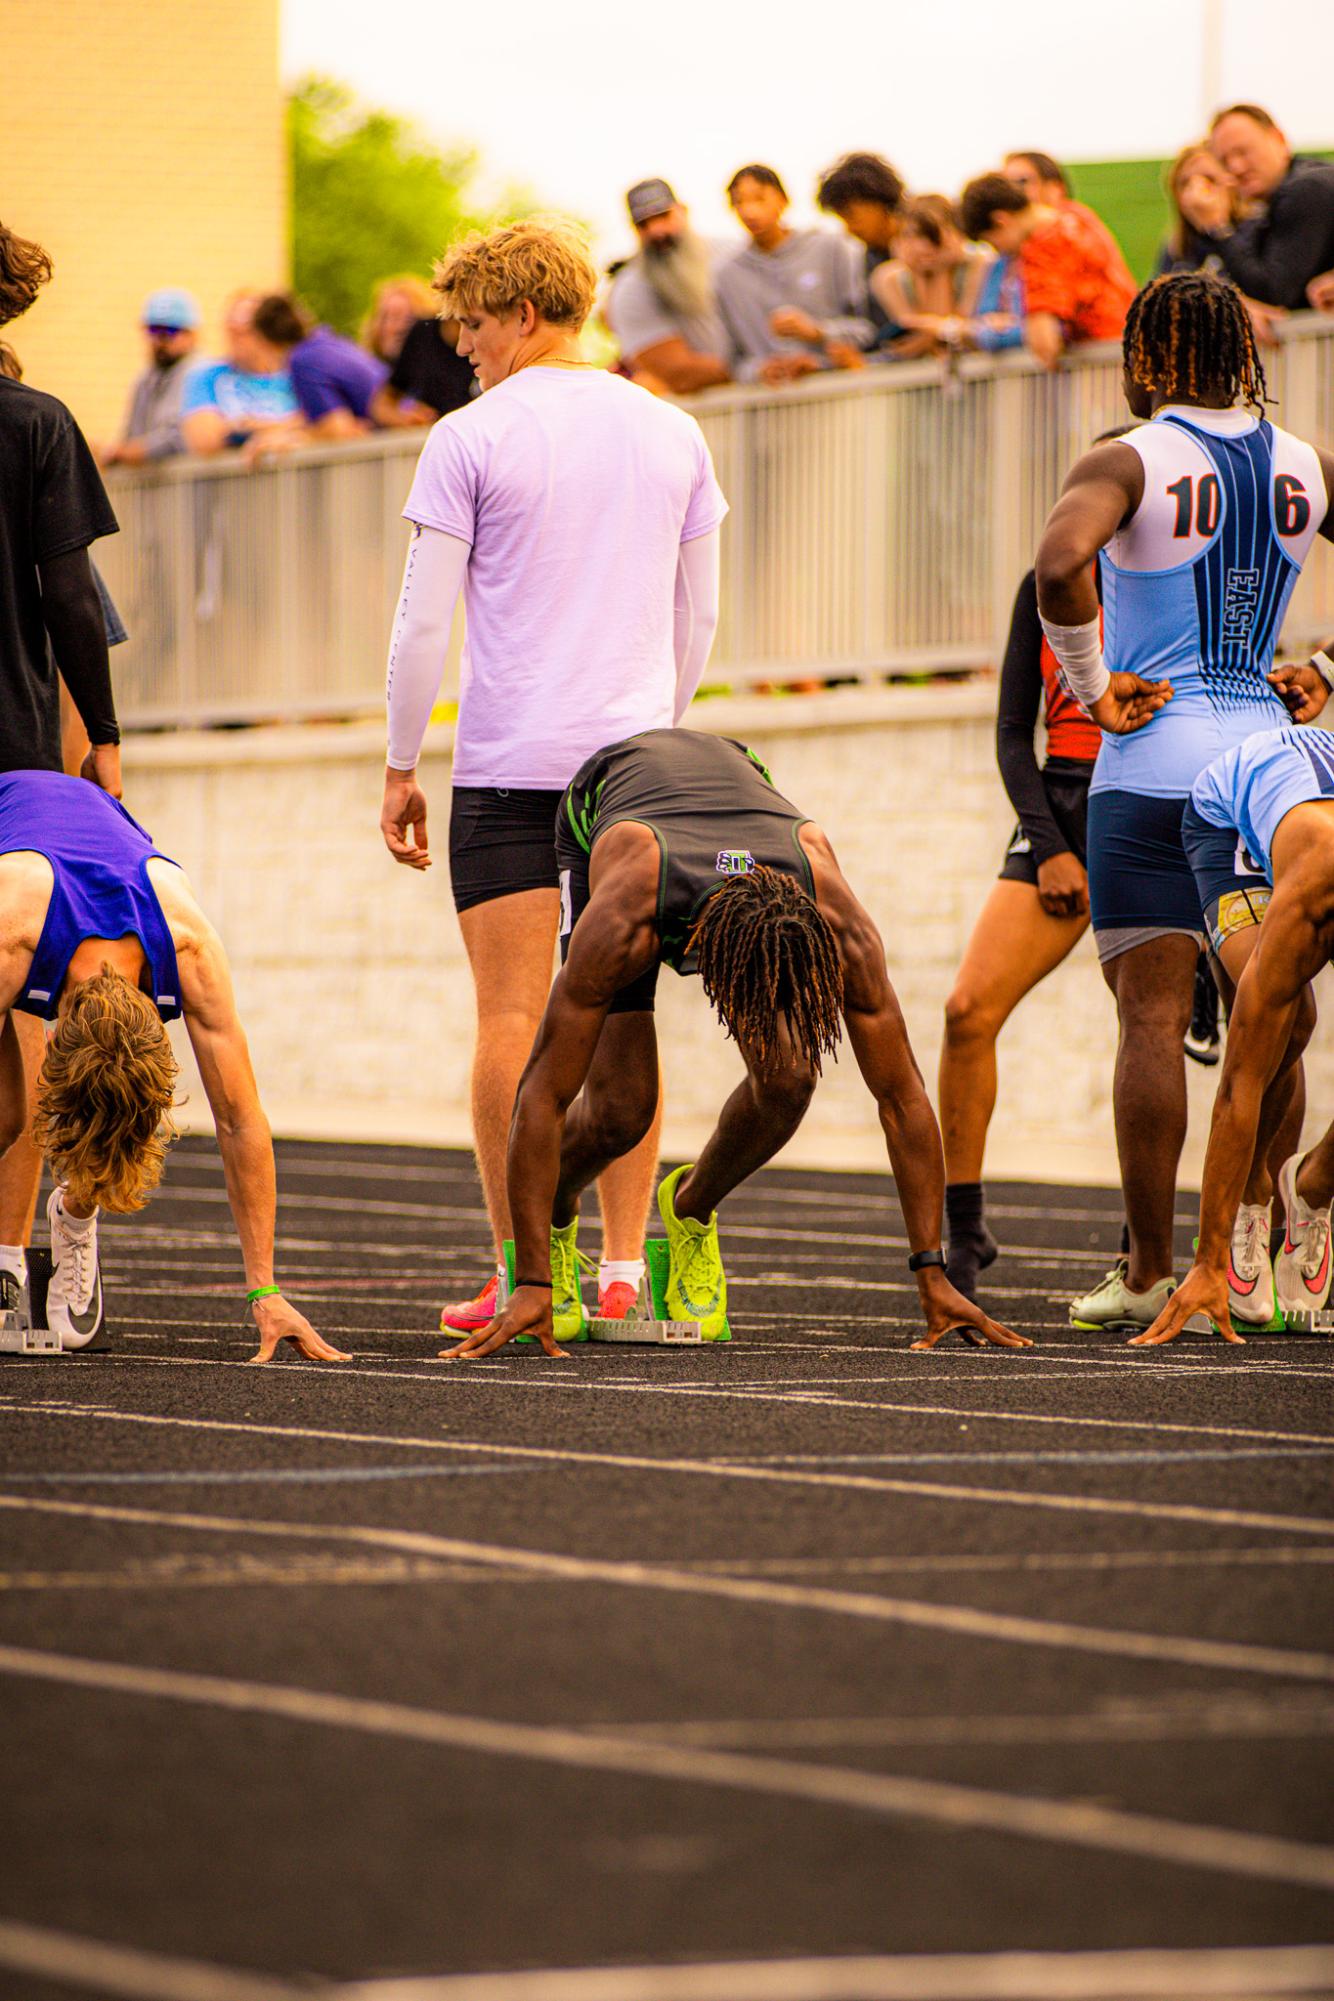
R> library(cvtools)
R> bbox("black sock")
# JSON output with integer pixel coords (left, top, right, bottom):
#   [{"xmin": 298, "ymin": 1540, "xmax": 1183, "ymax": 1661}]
[
  {"xmin": 1119, "ymin": 1220, "xmax": 1130, "ymax": 1257},
  {"xmin": 946, "ymin": 1181, "xmax": 985, "ymax": 1242}
]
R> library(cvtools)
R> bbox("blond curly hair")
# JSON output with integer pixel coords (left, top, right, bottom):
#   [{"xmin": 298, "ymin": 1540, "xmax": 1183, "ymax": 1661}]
[
  {"xmin": 433, "ymin": 220, "xmax": 597, "ymax": 331},
  {"xmin": 33, "ymin": 967, "xmax": 179, "ymax": 1213}
]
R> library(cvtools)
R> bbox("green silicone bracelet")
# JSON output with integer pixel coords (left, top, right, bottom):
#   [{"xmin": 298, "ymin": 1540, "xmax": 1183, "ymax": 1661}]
[{"xmin": 246, "ymin": 1285, "xmax": 282, "ymax": 1304}]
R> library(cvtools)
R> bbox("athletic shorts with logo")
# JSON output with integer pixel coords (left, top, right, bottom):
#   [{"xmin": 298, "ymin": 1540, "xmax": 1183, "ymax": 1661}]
[{"xmin": 999, "ymin": 759, "xmax": 1090, "ymax": 884}]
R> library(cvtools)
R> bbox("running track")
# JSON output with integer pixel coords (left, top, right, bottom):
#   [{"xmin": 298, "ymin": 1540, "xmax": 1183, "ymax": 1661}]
[{"xmin": 1, "ymin": 1138, "xmax": 1332, "ymax": 2001}]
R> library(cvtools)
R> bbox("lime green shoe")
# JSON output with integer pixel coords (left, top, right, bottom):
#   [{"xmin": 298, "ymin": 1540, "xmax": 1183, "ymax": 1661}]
[
  {"xmin": 549, "ymin": 1218, "xmax": 589, "ymax": 1343},
  {"xmin": 657, "ymin": 1165, "xmax": 729, "ymax": 1340}
]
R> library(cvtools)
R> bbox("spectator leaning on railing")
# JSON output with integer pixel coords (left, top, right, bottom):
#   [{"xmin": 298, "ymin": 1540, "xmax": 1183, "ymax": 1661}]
[
  {"xmin": 361, "ymin": 275, "xmax": 437, "ymax": 364},
  {"xmin": 1203, "ymin": 104, "xmax": 1334, "ymax": 314},
  {"xmin": 100, "ymin": 288, "xmax": 198, "ymax": 467},
  {"xmin": 1002, "ymin": 151, "xmax": 1136, "ymax": 296},
  {"xmin": 871, "ymin": 196, "xmax": 992, "ymax": 357},
  {"xmin": 716, "ymin": 165, "xmax": 875, "ymax": 385},
  {"xmin": 815, "ymin": 153, "xmax": 907, "ymax": 353},
  {"xmin": 371, "ymin": 310, "xmax": 476, "ymax": 428},
  {"xmin": 959, "ymin": 173, "xmax": 1135, "ymax": 368},
  {"xmin": 180, "ymin": 291, "xmax": 303, "ymax": 458},
  {"xmin": 1155, "ymin": 143, "xmax": 1244, "ymax": 278},
  {"xmin": 253, "ymin": 293, "xmax": 388, "ymax": 441},
  {"xmin": 604, "ymin": 179, "xmax": 731, "ymax": 395}
]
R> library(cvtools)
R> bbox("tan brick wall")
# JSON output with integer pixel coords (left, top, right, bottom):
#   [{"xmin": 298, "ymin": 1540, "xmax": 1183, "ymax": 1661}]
[{"xmin": 0, "ymin": 0, "xmax": 286, "ymax": 441}]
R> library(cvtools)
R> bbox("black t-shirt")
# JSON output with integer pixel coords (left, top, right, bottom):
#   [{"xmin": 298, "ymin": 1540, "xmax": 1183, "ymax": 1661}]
[
  {"xmin": 0, "ymin": 378, "xmax": 118, "ymax": 772},
  {"xmin": 1214, "ymin": 156, "xmax": 1334, "ymax": 309},
  {"xmin": 387, "ymin": 319, "xmax": 475, "ymax": 417}
]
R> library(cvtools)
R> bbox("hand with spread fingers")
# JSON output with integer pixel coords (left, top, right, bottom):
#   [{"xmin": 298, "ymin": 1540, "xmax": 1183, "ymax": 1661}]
[
  {"xmin": 1128, "ymin": 1264, "xmax": 1243, "ymax": 1346},
  {"xmin": 442, "ymin": 1284, "xmax": 571, "ymax": 1360},
  {"xmin": 248, "ymin": 1295, "xmax": 351, "ymax": 1364},
  {"xmin": 912, "ymin": 1275, "xmax": 1033, "ymax": 1351}
]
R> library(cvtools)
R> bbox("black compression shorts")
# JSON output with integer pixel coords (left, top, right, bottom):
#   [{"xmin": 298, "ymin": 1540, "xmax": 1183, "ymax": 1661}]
[
  {"xmin": 447, "ymin": 786, "xmax": 564, "ymax": 915},
  {"xmin": 998, "ymin": 763, "xmax": 1090, "ymax": 885}
]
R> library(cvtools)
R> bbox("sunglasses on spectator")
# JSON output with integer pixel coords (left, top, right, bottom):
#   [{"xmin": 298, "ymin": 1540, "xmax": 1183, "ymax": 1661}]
[{"xmin": 145, "ymin": 323, "xmax": 189, "ymax": 338}]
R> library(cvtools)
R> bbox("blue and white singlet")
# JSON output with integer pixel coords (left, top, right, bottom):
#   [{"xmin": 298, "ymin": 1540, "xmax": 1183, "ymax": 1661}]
[
  {"xmin": 1191, "ymin": 725, "xmax": 1334, "ymax": 882},
  {"xmin": 1093, "ymin": 404, "xmax": 1327, "ymax": 798}
]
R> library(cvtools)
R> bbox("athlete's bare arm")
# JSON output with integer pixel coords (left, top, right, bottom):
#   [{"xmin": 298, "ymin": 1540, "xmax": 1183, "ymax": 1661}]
[
  {"xmin": 801, "ymin": 829, "xmax": 1031, "ymax": 1351},
  {"xmin": 1035, "ymin": 443, "xmax": 1174, "ymax": 736},
  {"xmin": 445, "ymin": 826, "xmax": 662, "ymax": 1359},
  {"xmin": 1134, "ymin": 816, "xmax": 1334, "ymax": 1347},
  {"xmin": 151, "ymin": 864, "xmax": 348, "ymax": 1365}
]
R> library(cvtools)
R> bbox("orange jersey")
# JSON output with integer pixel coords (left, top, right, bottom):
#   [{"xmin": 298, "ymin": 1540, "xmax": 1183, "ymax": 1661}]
[
  {"xmin": 1019, "ymin": 211, "xmax": 1136, "ymax": 343},
  {"xmin": 1039, "ymin": 623, "xmax": 1104, "ymax": 761}
]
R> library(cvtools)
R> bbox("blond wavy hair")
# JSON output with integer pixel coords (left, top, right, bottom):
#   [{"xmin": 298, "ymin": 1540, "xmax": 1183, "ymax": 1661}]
[
  {"xmin": 33, "ymin": 968, "xmax": 179, "ymax": 1213},
  {"xmin": 433, "ymin": 220, "xmax": 597, "ymax": 330}
]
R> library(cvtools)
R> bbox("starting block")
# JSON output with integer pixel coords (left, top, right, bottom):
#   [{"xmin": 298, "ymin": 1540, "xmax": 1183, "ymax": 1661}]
[
  {"xmin": 1285, "ymin": 1308, "xmax": 1334, "ymax": 1334},
  {"xmin": 0, "ymin": 1251, "xmax": 62, "ymax": 1356},
  {"xmin": 500, "ymin": 1238, "xmax": 726, "ymax": 1344}
]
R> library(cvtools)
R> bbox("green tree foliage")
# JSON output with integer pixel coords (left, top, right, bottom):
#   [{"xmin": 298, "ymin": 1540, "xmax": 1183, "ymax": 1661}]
[{"xmin": 288, "ymin": 76, "xmax": 508, "ymax": 334}]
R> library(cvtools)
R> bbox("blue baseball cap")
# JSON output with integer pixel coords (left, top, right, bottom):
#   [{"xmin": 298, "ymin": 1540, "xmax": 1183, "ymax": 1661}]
[{"xmin": 141, "ymin": 288, "xmax": 200, "ymax": 331}]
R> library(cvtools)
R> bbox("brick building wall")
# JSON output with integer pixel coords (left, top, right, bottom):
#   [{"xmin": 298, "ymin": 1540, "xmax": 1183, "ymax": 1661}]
[{"xmin": 1, "ymin": 0, "xmax": 286, "ymax": 440}]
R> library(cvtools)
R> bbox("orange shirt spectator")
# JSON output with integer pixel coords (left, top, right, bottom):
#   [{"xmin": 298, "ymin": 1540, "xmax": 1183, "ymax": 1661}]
[{"xmin": 960, "ymin": 174, "xmax": 1135, "ymax": 368}]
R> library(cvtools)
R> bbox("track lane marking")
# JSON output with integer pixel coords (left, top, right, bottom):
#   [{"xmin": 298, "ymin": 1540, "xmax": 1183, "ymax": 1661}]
[
  {"xmin": 4, "ymin": 1401, "xmax": 1333, "ymax": 1537},
  {"xmin": 0, "ymin": 1918, "xmax": 303, "ymax": 2001},
  {"xmin": 2, "ymin": 1643, "xmax": 1332, "ymax": 1891},
  {"xmin": 0, "ymin": 1493, "xmax": 1329, "ymax": 1680},
  {"xmin": 339, "ymin": 1944, "xmax": 1334, "ymax": 1998}
]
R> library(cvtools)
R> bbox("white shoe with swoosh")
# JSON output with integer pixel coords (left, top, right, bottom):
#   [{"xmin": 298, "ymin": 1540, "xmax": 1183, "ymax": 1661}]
[{"xmin": 1275, "ymin": 1153, "xmax": 1333, "ymax": 1324}]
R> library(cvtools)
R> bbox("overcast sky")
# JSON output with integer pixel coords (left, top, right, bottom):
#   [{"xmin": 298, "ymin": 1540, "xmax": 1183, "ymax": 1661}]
[{"xmin": 283, "ymin": 0, "xmax": 1333, "ymax": 258}]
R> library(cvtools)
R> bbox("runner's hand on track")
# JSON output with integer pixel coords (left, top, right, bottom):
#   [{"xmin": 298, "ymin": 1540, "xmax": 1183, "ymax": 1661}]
[
  {"xmin": 1267, "ymin": 661, "xmax": 1329, "ymax": 724},
  {"xmin": 381, "ymin": 770, "xmax": 431, "ymax": 870},
  {"xmin": 1036, "ymin": 852, "xmax": 1088, "ymax": 920},
  {"xmin": 911, "ymin": 1275, "xmax": 1033, "ymax": 1350},
  {"xmin": 247, "ymin": 1295, "xmax": 350, "ymax": 1364},
  {"xmin": 1128, "ymin": 1263, "xmax": 1243, "ymax": 1346},
  {"xmin": 1088, "ymin": 673, "xmax": 1173, "ymax": 737},
  {"xmin": 442, "ymin": 1285, "xmax": 571, "ymax": 1360}
]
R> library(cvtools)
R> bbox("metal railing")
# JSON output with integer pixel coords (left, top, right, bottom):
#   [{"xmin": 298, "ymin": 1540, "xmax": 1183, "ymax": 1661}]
[{"xmin": 100, "ymin": 314, "xmax": 1334, "ymax": 729}]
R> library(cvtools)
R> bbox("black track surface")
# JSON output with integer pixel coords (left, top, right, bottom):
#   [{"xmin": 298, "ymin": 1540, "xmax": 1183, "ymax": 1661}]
[{"xmin": 1, "ymin": 1138, "xmax": 1332, "ymax": 2000}]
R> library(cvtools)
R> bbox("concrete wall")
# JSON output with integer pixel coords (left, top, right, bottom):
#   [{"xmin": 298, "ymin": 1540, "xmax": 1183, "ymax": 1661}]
[
  {"xmin": 126, "ymin": 688, "xmax": 1334, "ymax": 1187},
  {"xmin": 2, "ymin": 0, "xmax": 286, "ymax": 440}
]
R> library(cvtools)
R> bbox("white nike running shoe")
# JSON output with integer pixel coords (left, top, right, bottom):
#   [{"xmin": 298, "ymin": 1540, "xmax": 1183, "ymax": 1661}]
[
  {"xmin": 45, "ymin": 1188, "xmax": 106, "ymax": 1350},
  {"xmin": 1274, "ymin": 1153, "xmax": 1333, "ymax": 1324},
  {"xmin": 1227, "ymin": 1200, "xmax": 1275, "ymax": 1326},
  {"xmin": 1069, "ymin": 1259, "xmax": 1175, "ymax": 1332}
]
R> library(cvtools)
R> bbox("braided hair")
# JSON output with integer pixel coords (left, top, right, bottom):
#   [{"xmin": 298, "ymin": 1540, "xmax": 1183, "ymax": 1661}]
[
  {"xmin": 688, "ymin": 865, "xmax": 844, "ymax": 1075},
  {"xmin": 1123, "ymin": 271, "xmax": 1267, "ymax": 414}
]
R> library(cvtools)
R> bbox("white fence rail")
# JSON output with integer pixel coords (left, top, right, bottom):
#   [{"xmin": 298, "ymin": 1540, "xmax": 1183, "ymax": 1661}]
[{"xmin": 100, "ymin": 315, "xmax": 1334, "ymax": 729}]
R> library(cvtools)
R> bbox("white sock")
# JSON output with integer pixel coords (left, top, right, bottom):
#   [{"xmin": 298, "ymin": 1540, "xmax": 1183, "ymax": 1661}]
[
  {"xmin": 0, "ymin": 1244, "xmax": 26, "ymax": 1284},
  {"xmin": 53, "ymin": 1191, "xmax": 97, "ymax": 1236},
  {"xmin": 599, "ymin": 1258, "xmax": 644, "ymax": 1292}
]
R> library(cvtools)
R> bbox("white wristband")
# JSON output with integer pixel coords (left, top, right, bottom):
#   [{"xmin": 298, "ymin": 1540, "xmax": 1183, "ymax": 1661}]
[
  {"xmin": 1312, "ymin": 650, "xmax": 1334, "ymax": 695},
  {"xmin": 1039, "ymin": 612, "xmax": 1110, "ymax": 708}
]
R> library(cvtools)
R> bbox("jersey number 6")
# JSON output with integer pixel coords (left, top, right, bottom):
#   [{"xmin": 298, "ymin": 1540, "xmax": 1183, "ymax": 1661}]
[{"xmin": 1274, "ymin": 474, "xmax": 1311, "ymax": 537}]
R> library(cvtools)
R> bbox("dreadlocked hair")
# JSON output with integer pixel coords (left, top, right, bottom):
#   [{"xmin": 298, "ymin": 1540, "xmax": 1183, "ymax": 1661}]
[
  {"xmin": 33, "ymin": 967, "xmax": 179, "ymax": 1214},
  {"xmin": 1123, "ymin": 271, "xmax": 1267, "ymax": 414},
  {"xmin": 688, "ymin": 865, "xmax": 844, "ymax": 1075}
]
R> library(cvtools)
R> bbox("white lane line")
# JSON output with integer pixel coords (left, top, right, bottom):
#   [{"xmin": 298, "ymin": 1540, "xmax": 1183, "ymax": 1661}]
[
  {"xmin": 685, "ymin": 1547, "xmax": 1334, "ymax": 1577},
  {"xmin": 5, "ymin": 1400, "xmax": 1333, "ymax": 1539},
  {"xmin": 336, "ymin": 1945, "xmax": 1334, "ymax": 2000},
  {"xmin": 0, "ymin": 1493, "xmax": 1328, "ymax": 1682},
  {"xmin": 3, "ymin": 1643, "xmax": 1333, "ymax": 1894},
  {"xmin": 589, "ymin": 1693, "xmax": 1334, "ymax": 1753},
  {"xmin": 0, "ymin": 1917, "xmax": 303, "ymax": 2001}
]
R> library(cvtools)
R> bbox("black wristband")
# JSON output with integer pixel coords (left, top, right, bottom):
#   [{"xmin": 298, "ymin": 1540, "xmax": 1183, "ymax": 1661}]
[
  {"xmin": 514, "ymin": 1277, "xmax": 553, "ymax": 1290},
  {"xmin": 908, "ymin": 1249, "xmax": 947, "ymax": 1273}
]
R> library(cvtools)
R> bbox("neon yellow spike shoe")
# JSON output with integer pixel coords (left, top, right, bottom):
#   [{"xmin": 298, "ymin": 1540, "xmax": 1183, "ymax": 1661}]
[
  {"xmin": 657, "ymin": 1165, "xmax": 729, "ymax": 1340},
  {"xmin": 550, "ymin": 1218, "xmax": 589, "ymax": 1344}
]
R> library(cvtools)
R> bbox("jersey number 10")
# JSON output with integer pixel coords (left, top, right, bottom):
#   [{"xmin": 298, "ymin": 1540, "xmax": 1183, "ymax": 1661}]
[{"xmin": 1166, "ymin": 472, "xmax": 1310, "ymax": 538}]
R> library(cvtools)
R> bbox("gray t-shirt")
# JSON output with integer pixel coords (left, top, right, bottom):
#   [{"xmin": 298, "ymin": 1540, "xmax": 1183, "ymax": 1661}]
[
  {"xmin": 606, "ymin": 250, "xmax": 729, "ymax": 367},
  {"xmin": 714, "ymin": 230, "xmax": 874, "ymax": 381}
]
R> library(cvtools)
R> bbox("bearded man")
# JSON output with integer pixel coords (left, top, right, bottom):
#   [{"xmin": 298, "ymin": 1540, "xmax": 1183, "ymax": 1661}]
[{"xmin": 605, "ymin": 180, "xmax": 731, "ymax": 395}]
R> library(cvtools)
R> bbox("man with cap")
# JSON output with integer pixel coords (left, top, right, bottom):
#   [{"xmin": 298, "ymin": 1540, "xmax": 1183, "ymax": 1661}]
[
  {"xmin": 101, "ymin": 289, "xmax": 199, "ymax": 466},
  {"xmin": 605, "ymin": 181, "xmax": 731, "ymax": 395}
]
